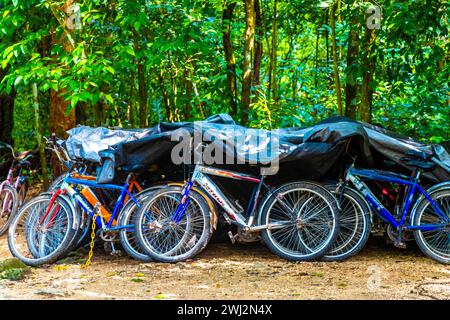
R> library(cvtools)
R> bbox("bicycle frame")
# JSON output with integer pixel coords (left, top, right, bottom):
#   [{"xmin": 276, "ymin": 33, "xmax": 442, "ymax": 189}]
[
  {"xmin": 0, "ymin": 167, "xmax": 18, "ymax": 213},
  {"xmin": 174, "ymin": 164, "xmax": 286, "ymax": 232},
  {"xmin": 44, "ymin": 172, "xmax": 142, "ymax": 232},
  {"xmin": 41, "ymin": 137, "xmax": 145, "ymax": 233},
  {"xmin": 345, "ymin": 166, "xmax": 449, "ymax": 231},
  {"xmin": 0, "ymin": 152, "xmax": 29, "ymax": 211}
]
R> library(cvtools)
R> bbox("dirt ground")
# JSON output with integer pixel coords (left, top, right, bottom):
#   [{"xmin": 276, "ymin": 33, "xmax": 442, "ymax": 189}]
[{"xmin": 0, "ymin": 234, "xmax": 449, "ymax": 300}]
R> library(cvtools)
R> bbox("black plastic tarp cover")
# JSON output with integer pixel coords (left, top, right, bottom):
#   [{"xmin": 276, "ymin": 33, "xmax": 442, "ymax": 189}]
[{"xmin": 65, "ymin": 114, "xmax": 450, "ymax": 182}]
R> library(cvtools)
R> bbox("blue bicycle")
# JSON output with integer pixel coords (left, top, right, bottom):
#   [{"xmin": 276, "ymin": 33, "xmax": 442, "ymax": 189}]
[{"xmin": 342, "ymin": 150, "xmax": 450, "ymax": 264}]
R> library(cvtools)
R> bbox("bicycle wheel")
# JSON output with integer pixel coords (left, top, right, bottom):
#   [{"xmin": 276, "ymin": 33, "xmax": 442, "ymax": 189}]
[
  {"xmin": 8, "ymin": 194, "xmax": 76, "ymax": 266},
  {"xmin": 323, "ymin": 185, "xmax": 371, "ymax": 261},
  {"xmin": 48, "ymin": 174, "xmax": 66, "ymax": 193},
  {"xmin": 62, "ymin": 207, "xmax": 85, "ymax": 254},
  {"xmin": 260, "ymin": 181, "xmax": 340, "ymax": 261},
  {"xmin": 412, "ymin": 189, "xmax": 450, "ymax": 264},
  {"xmin": 18, "ymin": 181, "xmax": 28, "ymax": 207},
  {"xmin": 24, "ymin": 193, "xmax": 80, "ymax": 258},
  {"xmin": 0, "ymin": 185, "xmax": 19, "ymax": 235},
  {"xmin": 118, "ymin": 188, "xmax": 162, "ymax": 262},
  {"xmin": 135, "ymin": 186, "xmax": 212, "ymax": 263}
]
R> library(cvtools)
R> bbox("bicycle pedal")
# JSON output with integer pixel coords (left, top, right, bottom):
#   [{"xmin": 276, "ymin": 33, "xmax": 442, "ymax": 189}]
[
  {"xmin": 227, "ymin": 231, "xmax": 237, "ymax": 244},
  {"xmin": 394, "ymin": 241, "xmax": 407, "ymax": 249}
]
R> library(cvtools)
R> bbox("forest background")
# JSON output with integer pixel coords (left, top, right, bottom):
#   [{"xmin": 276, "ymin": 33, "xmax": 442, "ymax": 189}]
[{"xmin": 0, "ymin": 0, "xmax": 448, "ymax": 181}]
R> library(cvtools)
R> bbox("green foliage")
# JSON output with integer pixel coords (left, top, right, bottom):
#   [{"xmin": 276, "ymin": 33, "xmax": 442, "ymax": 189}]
[
  {"xmin": 0, "ymin": 258, "xmax": 30, "ymax": 281},
  {"xmin": 0, "ymin": 0, "xmax": 448, "ymax": 149},
  {"xmin": 0, "ymin": 268, "xmax": 27, "ymax": 281}
]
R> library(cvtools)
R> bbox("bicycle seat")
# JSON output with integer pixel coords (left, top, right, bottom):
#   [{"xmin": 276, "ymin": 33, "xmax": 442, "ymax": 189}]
[
  {"xmin": 404, "ymin": 149, "xmax": 434, "ymax": 160},
  {"xmin": 400, "ymin": 157, "xmax": 436, "ymax": 171}
]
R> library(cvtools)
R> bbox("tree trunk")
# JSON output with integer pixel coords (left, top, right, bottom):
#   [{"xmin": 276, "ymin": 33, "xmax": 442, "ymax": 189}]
[
  {"xmin": 222, "ymin": 2, "xmax": 238, "ymax": 117},
  {"xmin": 129, "ymin": 73, "xmax": 135, "ymax": 127},
  {"xmin": 360, "ymin": 22, "xmax": 377, "ymax": 123},
  {"xmin": 76, "ymin": 102, "xmax": 91, "ymax": 125},
  {"xmin": 314, "ymin": 21, "xmax": 320, "ymax": 88},
  {"xmin": 325, "ymin": 12, "xmax": 330, "ymax": 64},
  {"xmin": 0, "ymin": 68, "xmax": 14, "ymax": 145},
  {"xmin": 92, "ymin": 102, "xmax": 103, "ymax": 126},
  {"xmin": 241, "ymin": 0, "xmax": 255, "ymax": 125},
  {"xmin": 158, "ymin": 71, "xmax": 172, "ymax": 121},
  {"xmin": 50, "ymin": 89, "xmax": 76, "ymax": 138},
  {"xmin": 330, "ymin": 3, "xmax": 343, "ymax": 115},
  {"xmin": 50, "ymin": 1, "xmax": 76, "ymax": 141},
  {"xmin": 137, "ymin": 60, "xmax": 148, "ymax": 127},
  {"xmin": 32, "ymin": 84, "xmax": 50, "ymax": 190},
  {"xmin": 168, "ymin": 64, "xmax": 178, "ymax": 121},
  {"xmin": 344, "ymin": 8, "xmax": 360, "ymax": 119},
  {"xmin": 184, "ymin": 69, "xmax": 192, "ymax": 121},
  {"xmin": 253, "ymin": 0, "xmax": 263, "ymax": 87},
  {"xmin": 270, "ymin": 0, "xmax": 278, "ymax": 103},
  {"xmin": 337, "ymin": 0, "xmax": 342, "ymax": 60},
  {"xmin": 191, "ymin": 76, "xmax": 205, "ymax": 119}
]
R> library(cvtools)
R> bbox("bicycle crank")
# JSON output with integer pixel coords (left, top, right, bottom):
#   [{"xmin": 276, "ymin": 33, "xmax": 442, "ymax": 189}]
[{"xmin": 99, "ymin": 230, "xmax": 118, "ymax": 242}]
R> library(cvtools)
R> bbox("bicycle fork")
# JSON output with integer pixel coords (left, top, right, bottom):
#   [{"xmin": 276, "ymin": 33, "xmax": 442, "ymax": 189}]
[{"xmin": 172, "ymin": 181, "xmax": 193, "ymax": 223}]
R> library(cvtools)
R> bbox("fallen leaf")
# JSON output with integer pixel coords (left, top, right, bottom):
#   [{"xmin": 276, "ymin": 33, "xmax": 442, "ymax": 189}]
[
  {"xmin": 153, "ymin": 293, "xmax": 176, "ymax": 300},
  {"xmin": 312, "ymin": 272, "xmax": 324, "ymax": 278},
  {"xmin": 53, "ymin": 265, "xmax": 69, "ymax": 271}
]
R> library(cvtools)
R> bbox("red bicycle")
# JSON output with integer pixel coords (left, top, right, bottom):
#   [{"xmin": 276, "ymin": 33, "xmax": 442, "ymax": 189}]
[{"xmin": 0, "ymin": 142, "xmax": 32, "ymax": 235}]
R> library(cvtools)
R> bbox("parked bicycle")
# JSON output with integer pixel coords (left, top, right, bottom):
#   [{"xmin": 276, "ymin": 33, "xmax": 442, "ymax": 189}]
[
  {"xmin": 337, "ymin": 150, "xmax": 450, "ymax": 264},
  {"xmin": 0, "ymin": 142, "xmax": 32, "ymax": 235},
  {"xmin": 134, "ymin": 163, "xmax": 340, "ymax": 262},
  {"xmin": 7, "ymin": 137, "xmax": 163, "ymax": 266}
]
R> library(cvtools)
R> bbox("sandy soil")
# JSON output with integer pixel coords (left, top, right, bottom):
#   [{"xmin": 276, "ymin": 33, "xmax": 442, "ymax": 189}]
[{"xmin": 0, "ymin": 234, "xmax": 449, "ymax": 300}]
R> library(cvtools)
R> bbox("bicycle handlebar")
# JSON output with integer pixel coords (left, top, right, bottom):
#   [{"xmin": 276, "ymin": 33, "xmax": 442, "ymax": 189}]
[
  {"xmin": 0, "ymin": 142, "xmax": 15, "ymax": 158},
  {"xmin": 44, "ymin": 134, "xmax": 87, "ymax": 172},
  {"xmin": 0, "ymin": 142, "xmax": 31, "ymax": 162}
]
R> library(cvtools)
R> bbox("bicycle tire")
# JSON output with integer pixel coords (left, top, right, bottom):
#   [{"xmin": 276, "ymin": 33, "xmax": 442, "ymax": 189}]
[
  {"xmin": 260, "ymin": 181, "xmax": 340, "ymax": 261},
  {"xmin": 118, "ymin": 188, "xmax": 163, "ymax": 262},
  {"xmin": 412, "ymin": 189, "xmax": 450, "ymax": 264},
  {"xmin": 8, "ymin": 194, "xmax": 76, "ymax": 266},
  {"xmin": 323, "ymin": 185, "xmax": 371, "ymax": 261},
  {"xmin": 0, "ymin": 184, "xmax": 19, "ymax": 235},
  {"xmin": 134, "ymin": 186, "xmax": 212, "ymax": 263}
]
